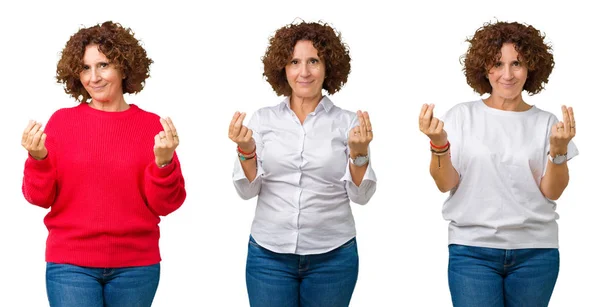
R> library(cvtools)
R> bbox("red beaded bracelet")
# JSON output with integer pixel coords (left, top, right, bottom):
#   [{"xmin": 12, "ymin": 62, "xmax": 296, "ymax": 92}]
[
  {"xmin": 237, "ymin": 145, "xmax": 256, "ymax": 155},
  {"xmin": 430, "ymin": 140, "xmax": 450, "ymax": 149}
]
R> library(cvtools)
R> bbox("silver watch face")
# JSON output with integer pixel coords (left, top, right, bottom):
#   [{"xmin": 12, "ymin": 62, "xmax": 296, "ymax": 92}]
[
  {"xmin": 550, "ymin": 154, "xmax": 567, "ymax": 164},
  {"xmin": 352, "ymin": 155, "xmax": 369, "ymax": 167}
]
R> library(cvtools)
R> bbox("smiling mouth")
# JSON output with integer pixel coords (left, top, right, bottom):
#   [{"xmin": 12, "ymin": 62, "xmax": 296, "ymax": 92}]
[{"xmin": 91, "ymin": 85, "xmax": 106, "ymax": 91}]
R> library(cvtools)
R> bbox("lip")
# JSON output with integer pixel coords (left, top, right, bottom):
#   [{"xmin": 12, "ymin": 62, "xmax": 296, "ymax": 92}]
[
  {"xmin": 90, "ymin": 85, "xmax": 106, "ymax": 91},
  {"xmin": 499, "ymin": 82, "xmax": 517, "ymax": 88},
  {"xmin": 297, "ymin": 81, "xmax": 314, "ymax": 86}
]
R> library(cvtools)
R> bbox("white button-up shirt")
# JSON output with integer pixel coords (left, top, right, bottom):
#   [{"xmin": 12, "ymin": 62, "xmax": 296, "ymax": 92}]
[{"xmin": 233, "ymin": 96, "xmax": 377, "ymax": 255}]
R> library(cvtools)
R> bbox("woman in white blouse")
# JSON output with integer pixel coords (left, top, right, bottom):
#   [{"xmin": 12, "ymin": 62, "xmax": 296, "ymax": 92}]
[{"xmin": 228, "ymin": 21, "xmax": 376, "ymax": 307}]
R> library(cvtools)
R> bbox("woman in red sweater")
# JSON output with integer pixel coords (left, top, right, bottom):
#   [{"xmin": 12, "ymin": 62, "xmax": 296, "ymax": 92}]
[{"xmin": 20, "ymin": 21, "xmax": 186, "ymax": 307}]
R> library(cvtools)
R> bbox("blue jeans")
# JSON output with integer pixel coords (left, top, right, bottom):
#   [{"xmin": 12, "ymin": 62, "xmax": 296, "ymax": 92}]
[
  {"xmin": 46, "ymin": 262, "xmax": 160, "ymax": 307},
  {"xmin": 448, "ymin": 244, "xmax": 559, "ymax": 307},
  {"xmin": 246, "ymin": 235, "xmax": 359, "ymax": 307}
]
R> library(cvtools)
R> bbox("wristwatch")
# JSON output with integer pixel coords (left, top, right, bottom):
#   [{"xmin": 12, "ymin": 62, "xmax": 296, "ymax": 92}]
[
  {"xmin": 548, "ymin": 151, "xmax": 567, "ymax": 165},
  {"xmin": 350, "ymin": 154, "xmax": 369, "ymax": 167}
]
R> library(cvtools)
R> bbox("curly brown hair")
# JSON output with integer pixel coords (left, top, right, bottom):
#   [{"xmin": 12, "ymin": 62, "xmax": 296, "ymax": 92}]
[
  {"xmin": 262, "ymin": 21, "xmax": 351, "ymax": 96},
  {"xmin": 56, "ymin": 21, "xmax": 153, "ymax": 102},
  {"xmin": 461, "ymin": 21, "xmax": 554, "ymax": 95}
]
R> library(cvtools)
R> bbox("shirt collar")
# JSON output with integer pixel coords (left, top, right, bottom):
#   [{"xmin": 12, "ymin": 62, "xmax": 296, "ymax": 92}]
[{"xmin": 279, "ymin": 96, "xmax": 334, "ymax": 113}]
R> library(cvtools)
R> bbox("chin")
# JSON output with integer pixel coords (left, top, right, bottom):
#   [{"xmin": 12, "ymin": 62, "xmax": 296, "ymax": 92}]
[{"xmin": 497, "ymin": 90, "xmax": 522, "ymax": 100}]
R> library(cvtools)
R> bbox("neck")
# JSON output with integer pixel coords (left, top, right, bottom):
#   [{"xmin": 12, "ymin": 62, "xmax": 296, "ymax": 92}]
[
  {"xmin": 290, "ymin": 94, "xmax": 322, "ymax": 116},
  {"xmin": 89, "ymin": 96, "xmax": 128, "ymax": 112},
  {"xmin": 483, "ymin": 93, "xmax": 530, "ymax": 112}
]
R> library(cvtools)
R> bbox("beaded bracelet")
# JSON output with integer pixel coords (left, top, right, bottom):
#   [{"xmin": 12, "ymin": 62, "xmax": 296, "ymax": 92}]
[
  {"xmin": 430, "ymin": 140, "xmax": 449, "ymax": 150},
  {"xmin": 430, "ymin": 142, "xmax": 450, "ymax": 168},
  {"xmin": 237, "ymin": 145, "xmax": 256, "ymax": 155},
  {"xmin": 238, "ymin": 153, "xmax": 256, "ymax": 161}
]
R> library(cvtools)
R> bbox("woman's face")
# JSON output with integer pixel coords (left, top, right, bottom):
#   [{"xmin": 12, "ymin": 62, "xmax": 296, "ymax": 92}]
[
  {"xmin": 79, "ymin": 44, "xmax": 124, "ymax": 103},
  {"xmin": 285, "ymin": 40, "xmax": 326, "ymax": 100},
  {"xmin": 487, "ymin": 43, "xmax": 528, "ymax": 100}
]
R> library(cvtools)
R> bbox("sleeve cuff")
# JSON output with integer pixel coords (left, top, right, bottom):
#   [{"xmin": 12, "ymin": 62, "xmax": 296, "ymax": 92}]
[
  {"xmin": 340, "ymin": 158, "xmax": 377, "ymax": 186},
  {"xmin": 26, "ymin": 153, "xmax": 53, "ymax": 171},
  {"xmin": 149, "ymin": 159, "xmax": 178, "ymax": 177},
  {"xmin": 233, "ymin": 156, "xmax": 264, "ymax": 183}
]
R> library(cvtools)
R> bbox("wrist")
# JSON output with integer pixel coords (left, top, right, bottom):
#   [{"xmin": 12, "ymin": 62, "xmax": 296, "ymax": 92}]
[
  {"xmin": 238, "ymin": 144, "xmax": 256, "ymax": 155},
  {"xmin": 430, "ymin": 139, "xmax": 448, "ymax": 148},
  {"xmin": 30, "ymin": 149, "xmax": 48, "ymax": 160},
  {"xmin": 549, "ymin": 147, "xmax": 567, "ymax": 157},
  {"xmin": 156, "ymin": 159, "xmax": 172, "ymax": 168},
  {"xmin": 349, "ymin": 150, "xmax": 368, "ymax": 159}
]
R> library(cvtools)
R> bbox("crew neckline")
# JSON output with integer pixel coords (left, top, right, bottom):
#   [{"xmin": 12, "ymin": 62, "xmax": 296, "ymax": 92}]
[
  {"xmin": 477, "ymin": 99, "xmax": 538, "ymax": 117},
  {"xmin": 78, "ymin": 103, "xmax": 141, "ymax": 118}
]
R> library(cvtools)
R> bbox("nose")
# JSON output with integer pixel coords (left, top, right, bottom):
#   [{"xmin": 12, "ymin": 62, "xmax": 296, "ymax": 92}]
[
  {"xmin": 300, "ymin": 63, "xmax": 310, "ymax": 77},
  {"xmin": 90, "ymin": 68, "xmax": 101, "ymax": 82},
  {"xmin": 501, "ymin": 64, "xmax": 514, "ymax": 80}
]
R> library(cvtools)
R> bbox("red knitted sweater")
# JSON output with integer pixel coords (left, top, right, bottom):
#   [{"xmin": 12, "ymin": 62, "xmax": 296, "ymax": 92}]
[{"xmin": 22, "ymin": 103, "xmax": 186, "ymax": 268}]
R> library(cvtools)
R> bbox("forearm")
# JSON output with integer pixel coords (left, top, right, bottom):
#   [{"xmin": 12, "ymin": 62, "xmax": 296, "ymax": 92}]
[
  {"xmin": 344, "ymin": 159, "xmax": 377, "ymax": 205},
  {"xmin": 540, "ymin": 161, "xmax": 569, "ymax": 200},
  {"xmin": 240, "ymin": 158, "xmax": 258, "ymax": 182},
  {"xmin": 145, "ymin": 159, "xmax": 187, "ymax": 216},
  {"xmin": 349, "ymin": 163, "xmax": 367, "ymax": 186},
  {"xmin": 22, "ymin": 155, "xmax": 57, "ymax": 208},
  {"xmin": 429, "ymin": 153, "xmax": 459, "ymax": 192}
]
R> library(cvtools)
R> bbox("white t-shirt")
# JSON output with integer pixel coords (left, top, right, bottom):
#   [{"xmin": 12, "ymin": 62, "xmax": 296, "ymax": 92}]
[{"xmin": 441, "ymin": 100, "xmax": 578, "ymax": 249}]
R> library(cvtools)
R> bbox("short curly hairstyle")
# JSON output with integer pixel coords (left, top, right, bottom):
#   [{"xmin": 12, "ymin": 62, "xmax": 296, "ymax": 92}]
[
  {"xmin": 461, "ymin": 21, "xmax": 554, "ymax": 95},
  {"xmin": 56, "ymin": 21, "xmax": 153, "ymax": 102},
  {"xmin": 262, "ymin": 21, "xmax": 351, "ymax": 96}
]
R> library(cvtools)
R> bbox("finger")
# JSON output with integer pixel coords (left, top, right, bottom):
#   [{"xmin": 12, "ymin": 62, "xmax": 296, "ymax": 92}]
[
  {"xmin": 419, "ymin": 104, "xmax": 428, "ymax": 120},
  {"xmin": 430, "ymin": 118, "xmax": 439, "ymax": 133},
  {"xmin": 239, "ymin": 126, "xmax": 248, "ymax": 141},
  {"xmin": 159, "ymin": 131, "xmax": 167, "ymax": 143},
  {"xmin": 28, "ymin": 122, "xmax": 42, "ymax": 136},
  {"xmin": 232, "ymin": 112, "xmax": 246, "ymax": 138},
  {"xmin": 350, "ymin": 126, "xmax": 360, "ymax": 139},
  {"xmin": 22, "ymin": 120, "xmax": 36, "ymax": 144},
  {"xmin": 244, "ymin": 127, "xmax": 253, "ymax": 141},
  {"xmin": 160, "ymin": 118, "xmax": 173, "ymax": 142},
  {"xmin": 229, "ymin": 112, "xmax": 241, "ymax": 136},
  {"xmin": 556, "ymin": 121, "xmax": 564, "ymax": 136},
  {"xmin": 154, "ymin": 134, "xmax": 162, "ymax": 148},
  {"xmin": 435, "ymin": 119, "xmax": 444, "ymax": 134},
  {"xmin": 26, "ymin": 123, "xmax": 42, "ymax": 147},
  {"xmin": 166, "ymin": 117, "xmax": 178, "ymax": 138},
  {"xmin": 561, "ymin": 106, "xmax": 571, "ymax": 130},
  {"xmin": 32, "ymin": 128, "xmax": 45, "ymax": 149},
  {"xmin": 568, "ymin": 106, "xmax": 575, "ymax": 130},
  {"xmin": 357, "ymin": 111, "xmax": 366, "ymax": 137},
  {"xmin": 363, "ymin": 111, "xmax": 372, "ymax": 134},
  {"xmin": 40, "ymin": 133, "xmax": 47, "ymax": 149},
  {"xmin": 422, "ymin": 104, "xmax": 434, "ymax": 129}
]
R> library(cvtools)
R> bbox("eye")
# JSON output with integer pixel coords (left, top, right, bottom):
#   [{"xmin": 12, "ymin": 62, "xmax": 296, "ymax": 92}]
[
  {"xmin": 290, "ymin": 59, "xmax": 298, "ymax": 65},
  {"xmin": 82, "ymin": 65, "xmax": 90, "ymax": 70},
  {"xmin": 99, "ymin": 62, "xmax": 109, "ymax": 68},
  {"xmin": 493, "ymin": 62, "xmax": 502, "ymax": 68},
  {"xmin": 512, "ymin": 61, "xmax": 521, "ymax": 67},
  {"xmin": 310, "ymin": 58, "xmax": 319, "ymax": 64}
]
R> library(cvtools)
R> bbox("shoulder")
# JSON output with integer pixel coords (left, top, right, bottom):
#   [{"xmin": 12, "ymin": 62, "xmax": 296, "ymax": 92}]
[
  {"xmin": 47, "ymin": 104, "xmax": 85, "ymax": 124},
  {"xmin": 529, "ymin": 106, "xmax": 557, "ymax": 120},
  {"xmin": 442, "ymin": 100, "xmax": 479, "ymax": 120},
  {"xmin": 131, "ymin": 105, "xmax": 161, "ymax": 120},
  {"xmin": 335, "ymin": 106, "xmax": 358, "ymax": 123}
]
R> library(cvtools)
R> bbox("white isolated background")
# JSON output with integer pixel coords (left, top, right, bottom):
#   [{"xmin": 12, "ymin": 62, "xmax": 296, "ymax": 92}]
[{"xmin": 0, "ymin": 0, "xmax": 597, "ymax": 306}]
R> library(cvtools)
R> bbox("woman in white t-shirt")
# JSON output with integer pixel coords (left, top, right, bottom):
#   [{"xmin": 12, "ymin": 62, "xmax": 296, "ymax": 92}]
[{"xmin": 418, "ymin": 21, "xmax": 578, "ymax": 307}]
